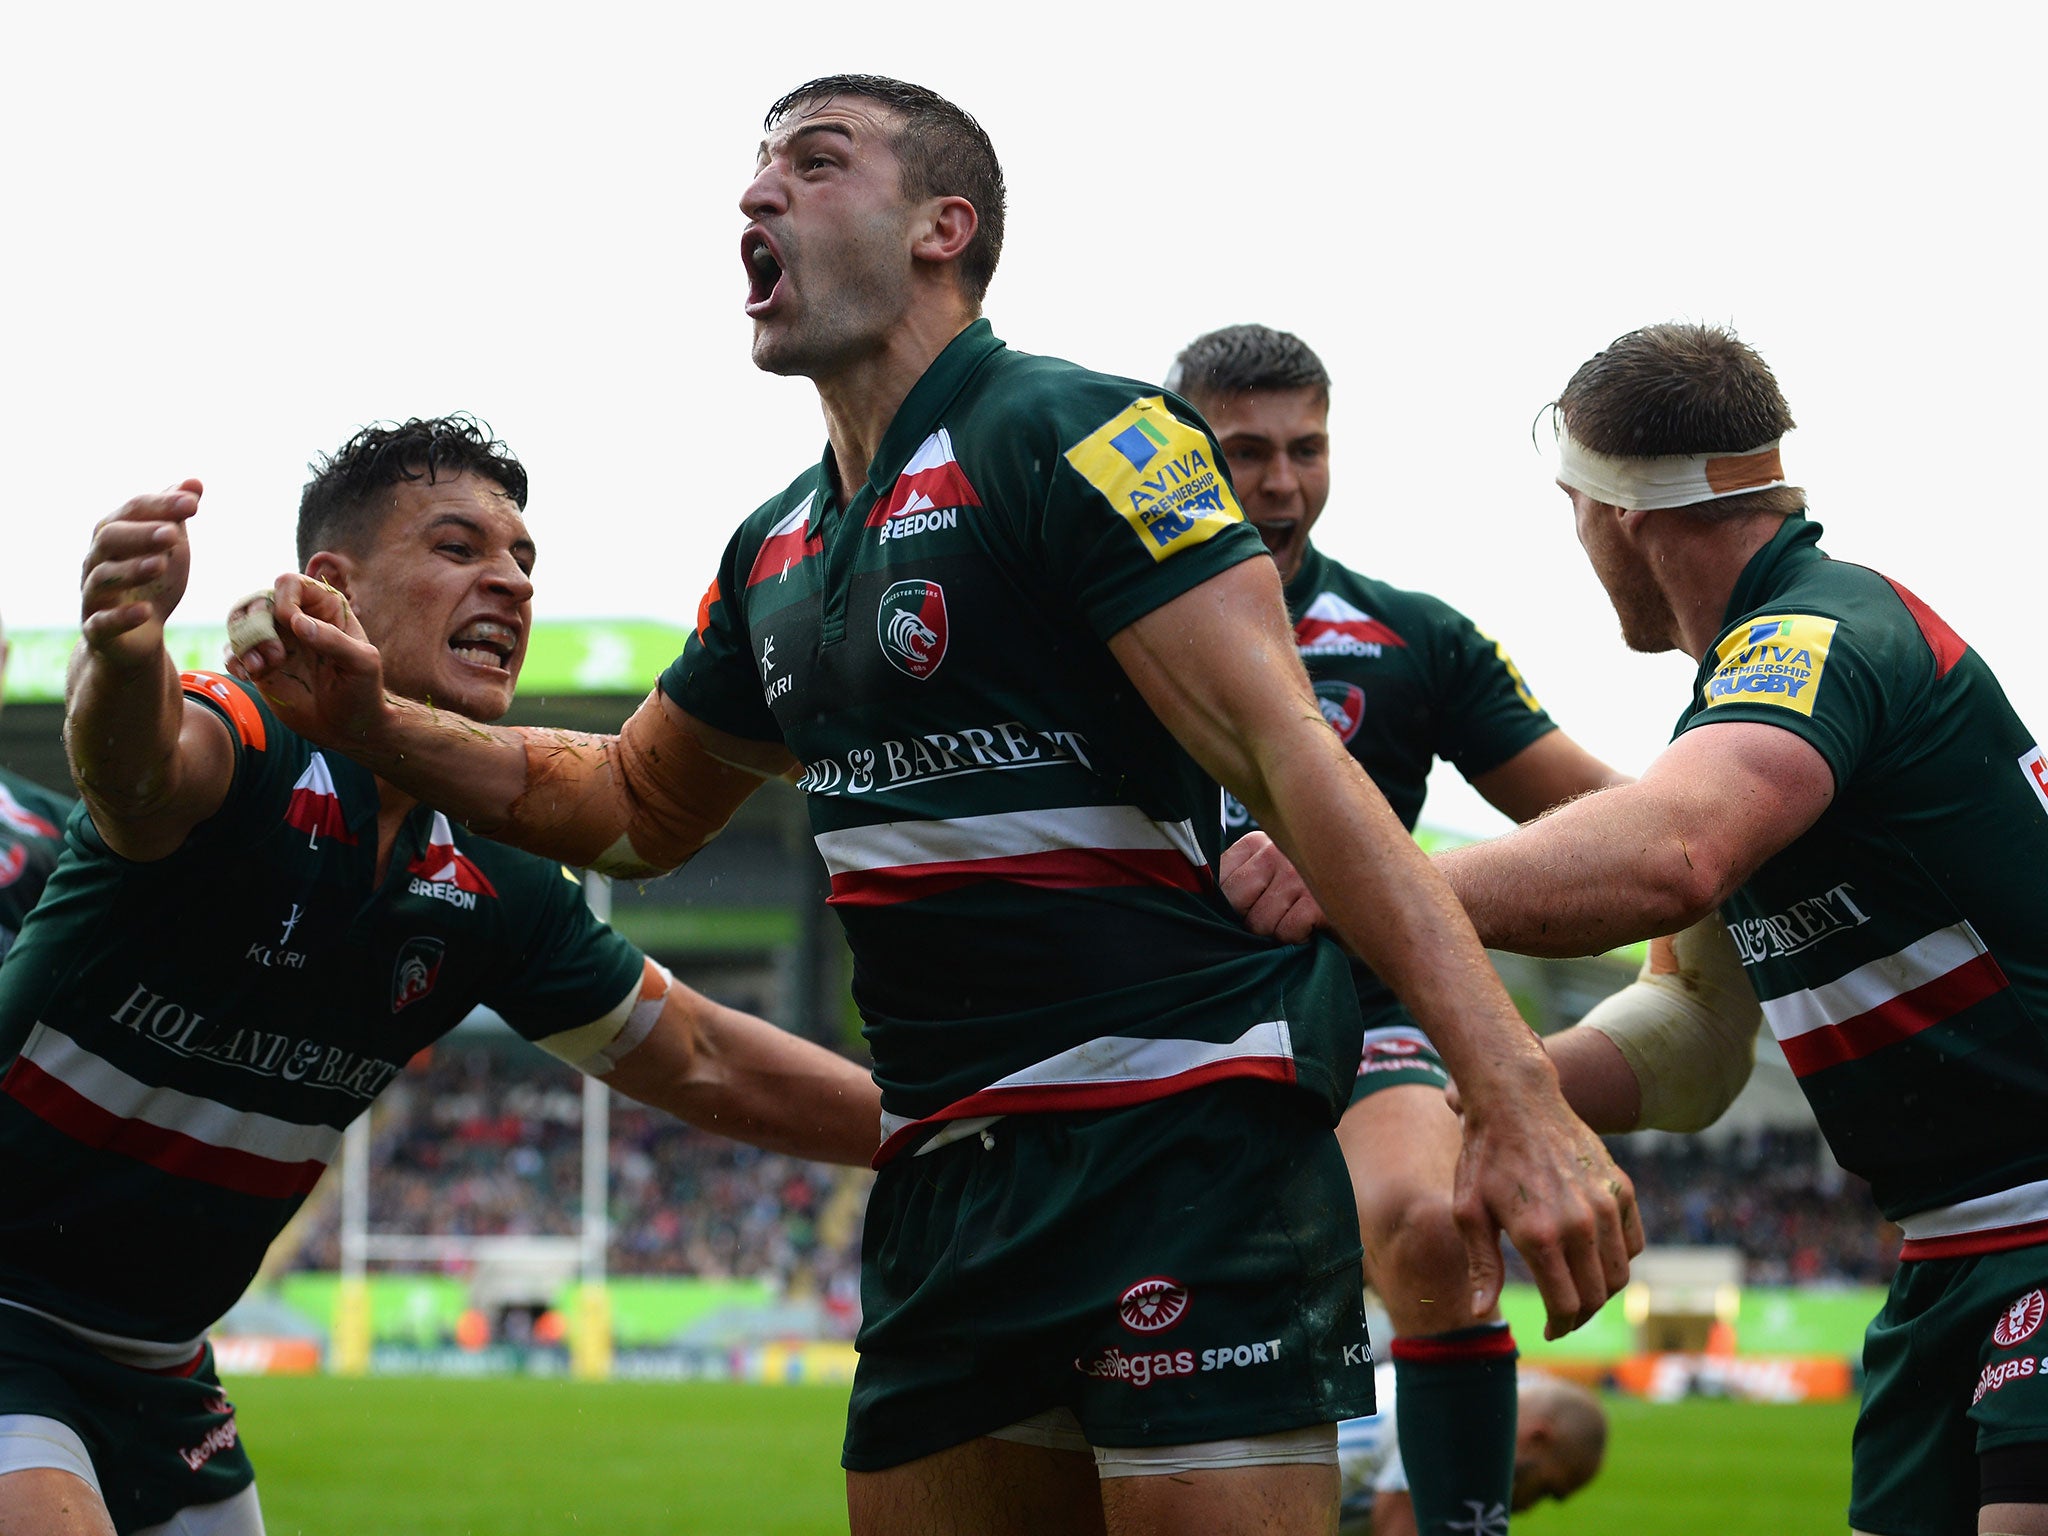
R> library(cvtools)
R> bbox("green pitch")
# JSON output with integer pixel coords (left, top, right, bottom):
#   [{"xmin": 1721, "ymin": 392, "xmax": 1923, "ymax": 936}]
[{"xmin": 230, "ymin": 1376, "xmax": 1857, "ymax": 1534}]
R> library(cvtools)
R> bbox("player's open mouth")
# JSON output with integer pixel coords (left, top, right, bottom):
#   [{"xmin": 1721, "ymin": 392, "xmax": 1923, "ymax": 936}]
[
  {"xmin": 1252, "ymin": 518, "xmax": 1298, "ymax": 556},
  {"xmin": 743, "ymin": 231, "xmax": 784, "ymax": 316},
  {"xmin": 449, "ymin": 620, "xmax": 519, "ymax": 672}
]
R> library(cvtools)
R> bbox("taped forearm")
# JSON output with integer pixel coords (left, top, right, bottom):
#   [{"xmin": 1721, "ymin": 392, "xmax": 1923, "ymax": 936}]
[
  {"xmin": 488, "ymin": 692, "xmax": 767, "ymax": 877},
  {"xmin": 1575, "ymin": 911, "xmax": 1761, "ymax": 1133}
]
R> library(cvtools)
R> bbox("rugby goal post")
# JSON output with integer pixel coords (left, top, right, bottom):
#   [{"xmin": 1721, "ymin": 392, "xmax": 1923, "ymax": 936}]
[{"xmin": 333, "ymin": 874, "xmax": 615, "ymax": 1381}]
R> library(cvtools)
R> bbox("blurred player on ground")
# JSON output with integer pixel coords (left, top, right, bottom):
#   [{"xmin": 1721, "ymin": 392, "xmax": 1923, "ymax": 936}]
[
  {"xmin": 0, "ymin": 418, "xmax": 880, "ymax": 1536},
  {"xmin": 1225, "ymin": 322, "xmax": 2048, "ymax": 1536},
  {"xmin": 1335, "ymin": 1367, "xmax": 1605, "ymax": 1535}
]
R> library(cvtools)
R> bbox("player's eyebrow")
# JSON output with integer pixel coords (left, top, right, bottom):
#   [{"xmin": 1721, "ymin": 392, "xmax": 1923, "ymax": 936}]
[
  {"xmin": 757, "ymin": 120, "xmax": 857, "ymax": 168},
  {"xmin": 426, "ymin": 512, "xmax": 537, "ymax": 567}
]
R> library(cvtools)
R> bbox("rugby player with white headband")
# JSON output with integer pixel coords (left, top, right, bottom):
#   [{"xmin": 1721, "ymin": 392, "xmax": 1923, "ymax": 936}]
[{"xmin": 1228, "ymin": 321, "xmax": 2048, "ymax": 1536}]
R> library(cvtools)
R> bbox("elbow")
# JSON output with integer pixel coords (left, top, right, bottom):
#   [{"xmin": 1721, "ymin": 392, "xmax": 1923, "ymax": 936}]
[{"xmin": 1653, "ymin": 851, "xmax": 1735, "ymax": 933}]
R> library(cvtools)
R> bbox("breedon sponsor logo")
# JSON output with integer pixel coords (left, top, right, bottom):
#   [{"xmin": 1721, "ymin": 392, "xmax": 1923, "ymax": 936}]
[
  {"xmin": 406, "ymin": 813, "xmax": 498, "ymax": 910},
  {"xmin": 869, "ymin": 429, "xmax": 980, "ymax": 544}
]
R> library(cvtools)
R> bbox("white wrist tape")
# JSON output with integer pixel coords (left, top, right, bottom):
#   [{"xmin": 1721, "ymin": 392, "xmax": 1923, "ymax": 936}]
[{"xmin": 1577, "ymin": 912, "xmax": 1761, "ymax": 1133}]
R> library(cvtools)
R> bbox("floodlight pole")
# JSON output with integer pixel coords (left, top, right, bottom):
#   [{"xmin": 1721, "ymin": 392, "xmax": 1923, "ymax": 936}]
[
  {"xmin": 574, "ymin": 870, "xmax": 615, "ymax": 1380},
  {"xmin": 333, "ymin": 1114, "xmax": 373, "ymax": 1374}
]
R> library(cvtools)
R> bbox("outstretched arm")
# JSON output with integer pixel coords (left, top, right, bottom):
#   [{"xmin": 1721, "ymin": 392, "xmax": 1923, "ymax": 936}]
[
  {"xmin": 603, "ymin": 981, "xmax": 878, "ymax": 1166},
  {"xmin": 1438, "ymin": 721, "xmax": 1834, "ymax": 955},
  {"xmin": 231, "ymin": 575, "xmax": 787, "ymax": 876},
  {"xmin": 68, "ymin": 482, "xmax": 235, "ymax": 862},
  {"xmin": 1109, "ymin": 557, "xmax": 1640, "ymax": 1339}
]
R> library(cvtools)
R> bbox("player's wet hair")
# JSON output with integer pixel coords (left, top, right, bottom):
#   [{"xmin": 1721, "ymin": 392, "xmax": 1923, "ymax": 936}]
[
  {"xmin": 765, "ymin": 74, "xmax": 1006, "ymax": 306},
  {"xmin": 298, "ymin": 415, "xmax": 529, "ymax": 567},
  {"xmin": 1167, "ymin": 324, "xmax": 1331, "ymax": 407},
  {"xmin": 1556, "ymin": 324, "xmax": 1804, "ymax": 520}
]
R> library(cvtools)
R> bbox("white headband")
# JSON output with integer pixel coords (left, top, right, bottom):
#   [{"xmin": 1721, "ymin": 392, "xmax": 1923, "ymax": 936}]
[{"xmin": 1557, "ymin": 426, "xmax": 1787, "ymax": 512}]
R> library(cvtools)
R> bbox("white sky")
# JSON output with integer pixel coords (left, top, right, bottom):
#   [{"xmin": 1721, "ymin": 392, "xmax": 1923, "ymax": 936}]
[{"xmin": 4, "ymin": 1, "xmax": 2041, "ymax": 837}]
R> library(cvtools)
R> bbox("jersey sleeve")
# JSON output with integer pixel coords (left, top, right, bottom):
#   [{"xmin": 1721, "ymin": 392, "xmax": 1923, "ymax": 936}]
[
  {"xmin": 1675, "ymin": 609, "xmax": 1879, "ymax": 788},
  {"xmin": 1042, "ymin": 390, "xmax": 1269, "ymax": 639},
  {"xmin": 658, "ymin": 519, "xmax": 784, "ymax": 743},
  {"xmin": 482, "ymin": 863, "xmax": 661, "ymax": 1074},
  {"xmin": 1426, "ymin": 606, "xmax": 1559, "ymax": 780},
  {"xmin": 156, "ymin": 671, "xmax": 301, "ymax": 853}
]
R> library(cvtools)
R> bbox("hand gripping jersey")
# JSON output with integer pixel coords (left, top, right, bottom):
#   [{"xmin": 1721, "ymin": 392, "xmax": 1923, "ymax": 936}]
[
  {"xmin": 0, "ymin": 766, "xmax": 71, "ymax": 962},
  {"xmin": 1677, "ymin": 516, "xmax": 2048, "ymax": 1250},
  {"xmin": 0, "ymin": 674, "xmax": 650, "ymax": 1346},
  {"xmin": 1223, "ymin": 544, "xmax": 1556, "ymax": 1029},
  {"xmin": 663, "ymin": 321, "xmax": 1360, "ymax": 1161}
]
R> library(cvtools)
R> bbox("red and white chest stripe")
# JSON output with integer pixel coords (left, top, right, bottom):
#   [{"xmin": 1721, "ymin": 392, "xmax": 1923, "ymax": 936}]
[
  {"xmin": 1, "ymin": 1024, "xmax": 340, "ymax": 1198},
  {"xmin": 874, "ymin": 1019, "xmax": 1297, "ymax": 1165},
  {"xmin": 1760, "ymin": 920, "xmax": 2010, "ymax": 1078},
  {"xmin": 815, "ymin": 805, "xmax": 1208, "ymax": 907}
]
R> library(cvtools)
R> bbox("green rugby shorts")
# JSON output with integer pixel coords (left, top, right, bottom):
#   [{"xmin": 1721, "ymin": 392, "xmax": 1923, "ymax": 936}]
[
  {"xmin": 1852, "ymin": 1243, "xmax": 2048, "ymax": 1535},
  {"xmin": 844, "ymin": 1079, "xmax": 1374, "ymax": 1471},
  {"xmin": 0, "ymin": 1304, "xmax": 254, "ymax": 1535}
]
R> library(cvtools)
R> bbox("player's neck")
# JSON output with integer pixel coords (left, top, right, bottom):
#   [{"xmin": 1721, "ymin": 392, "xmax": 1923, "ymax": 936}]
[
  {"xmin": 1646, "ymin": 513, "xmax": 1789, "ymax": 660},
  {"xmin": 813, "ymin": 308, "xmax": 977, "ymax": 505}
]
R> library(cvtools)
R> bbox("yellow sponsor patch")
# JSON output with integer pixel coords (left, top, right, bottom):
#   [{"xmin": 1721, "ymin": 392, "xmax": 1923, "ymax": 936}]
[
  {"xmin": 1478, "ymin": 628, "xmax": 1543, "ymax": 713},
  {"xmin": 1065, "ymin": 397, "xmax": 1243, "ymax": 561},
  {"xmin": 1703, "ymin": 613, "xmax": 1838, "ymax": 717}
]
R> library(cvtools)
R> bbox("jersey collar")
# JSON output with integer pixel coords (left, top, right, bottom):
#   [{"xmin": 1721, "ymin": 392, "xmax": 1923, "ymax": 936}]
[
  {"xmin": 1721, "ymin": 512, "xmax": 1824, "ymax": 629},
  {"xmin": 860, "ymin": 319, "xmax": 1005, "ymax": 500}
]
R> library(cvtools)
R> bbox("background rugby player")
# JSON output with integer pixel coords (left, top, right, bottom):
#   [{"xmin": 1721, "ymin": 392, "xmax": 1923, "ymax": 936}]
[
  {"xmin": 1226, "ymin": 322, "xmax": 2048, "ymax": 1536},
  {"xmin": 0, "ymin": 610, "xmax": 72, "ymax": 963},
  {"xmin": 1175, "ymin": 322, "xmax": 1758, "ymax": 1536}
]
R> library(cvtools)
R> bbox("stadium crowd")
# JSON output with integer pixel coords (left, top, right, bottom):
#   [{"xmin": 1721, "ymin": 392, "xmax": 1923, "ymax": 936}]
[
  {"xmin": 282, "ymin": 1040, "xmax": 1896, "ymax": 1297},
  {"xmin": 1607, "ymin": 1130, "xmax": 1901, "ymax": 1286},
  {"xmin": 284, "ymin": 1041, "xmax": 871, "ymax": 1302}
]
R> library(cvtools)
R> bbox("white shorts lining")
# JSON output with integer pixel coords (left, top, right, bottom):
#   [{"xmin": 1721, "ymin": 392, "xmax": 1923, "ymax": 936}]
[
  {"xmin": 986, "ymin": 1409, "xmax": 1338, "ymax": 1477},
  {"xmin": 132, "ymin": 1481, "xmax": 266, "ymax": 1536},
  {"xmin": 0, "ymin": 1413, "xmax": 102, "ymax": 1495}
]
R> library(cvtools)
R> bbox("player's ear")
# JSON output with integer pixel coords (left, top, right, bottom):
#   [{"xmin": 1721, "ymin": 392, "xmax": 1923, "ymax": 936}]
[
  {"xmin": 304, "ymin": 550, "xmax": 355, "ymax": 601},
  {"xmin": 911, "ymin": 196, "xmax": 977, "ymax": 268}
]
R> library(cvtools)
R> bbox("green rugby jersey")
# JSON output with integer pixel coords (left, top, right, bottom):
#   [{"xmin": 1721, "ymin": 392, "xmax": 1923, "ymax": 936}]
[
  {"xmin": 661, "ymin": 321, "xmax": 1360, "ymax": 1160},
  {"xmin": 0, "ymin": 672, "xmax": 650, "ymax": 1344},
  {"xmin": 1224, "ymin": 543, "xmax": 1556, "ymax": 1033},
  {"xmin": 1675, "ymin": 515, "xmax": 2048, "ymax": 1249},
  {"xmin": 0, "ymin": 766, "xmax": 71, "ymax": 962}
]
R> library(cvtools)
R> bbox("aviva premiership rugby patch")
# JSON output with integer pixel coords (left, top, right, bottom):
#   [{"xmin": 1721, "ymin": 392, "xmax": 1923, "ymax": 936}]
[
  {"xmin": 1703, "ymin": 614, "xmax": 1838, "ymax": 717},
  {"xmin": 1066, "ymin": 397, "xmax": 1242, "ymax": 561}
]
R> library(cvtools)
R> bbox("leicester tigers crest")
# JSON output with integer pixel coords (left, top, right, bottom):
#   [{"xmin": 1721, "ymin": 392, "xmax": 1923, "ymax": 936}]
[
  {"xmin": 878, "ymin": 579, "xmax": 949, "ymax": 681},
  {"xmin": 392, "ymin": 936, "xmax": 446, "ymax": 1013}
]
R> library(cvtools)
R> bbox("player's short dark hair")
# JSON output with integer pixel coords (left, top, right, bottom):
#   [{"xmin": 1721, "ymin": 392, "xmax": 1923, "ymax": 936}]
[
  {"xmin": 1557, "ymin": 324, "xmax": 1804, "ymax": 519},
  {"xmin": 765, "ymin": 74, "xmax": 1006, "ymax": 305},
  {"xmin": 1167, "ymin": 324, "xmax": 1331, "ymax": 407},
  {"xmin": 298, "ymin": 415, "xmax": 528, "ymax": 568}
]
